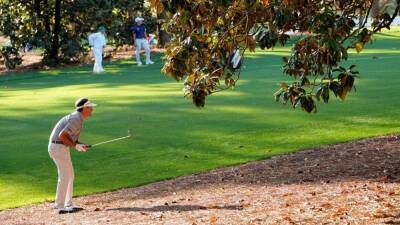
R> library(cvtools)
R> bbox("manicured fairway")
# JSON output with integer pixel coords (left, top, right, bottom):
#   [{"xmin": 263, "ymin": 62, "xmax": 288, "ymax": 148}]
[{"xmin": 0, "ymin": 28, "xmax": 399, "ymax": 210}]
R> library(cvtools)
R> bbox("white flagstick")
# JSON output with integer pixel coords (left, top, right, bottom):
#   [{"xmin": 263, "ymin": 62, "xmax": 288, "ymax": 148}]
[{"xmin": 90, "ymin": 130, "xmax": 132, "ymax": 147}]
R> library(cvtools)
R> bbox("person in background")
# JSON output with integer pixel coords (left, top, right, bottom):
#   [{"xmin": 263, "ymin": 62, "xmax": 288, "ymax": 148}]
[
  {"xmin": 131, "ymin": 17, "xmax": 154, "ymax": 66},
  {"xmin": 88, "ymin": 26, "xmax": 107, "ymax": 73}
]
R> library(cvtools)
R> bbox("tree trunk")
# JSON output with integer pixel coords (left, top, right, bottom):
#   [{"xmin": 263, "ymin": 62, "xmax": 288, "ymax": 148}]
[
  {"xmin": 43, "ymin": 0, "xmax": 51, "ymax": 33},
  {"xmin": 34, "ymin": 0, "xmax": 41, "ymax": 24},
  {"xmin": 49, "ymin": 0, "xmax": 62, "ymax": 63},
  {"xmin": 158, "ymin": 29, "xmax": 171, "ymax": 48},
  {"xmin": 157, "ymin": 10, "xmax": 171, "ymax": 48}
]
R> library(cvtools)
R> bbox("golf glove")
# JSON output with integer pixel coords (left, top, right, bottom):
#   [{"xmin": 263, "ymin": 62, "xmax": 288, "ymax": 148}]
[{"xmin": 75, "ymin": 143, "xmax": 88, "ymax": 152}]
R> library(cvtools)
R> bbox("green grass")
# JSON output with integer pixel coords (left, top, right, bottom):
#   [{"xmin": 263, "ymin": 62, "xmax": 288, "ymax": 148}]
[{"xmin": 1, "ymin": 28, "xmax": 400, "ymax": 210}]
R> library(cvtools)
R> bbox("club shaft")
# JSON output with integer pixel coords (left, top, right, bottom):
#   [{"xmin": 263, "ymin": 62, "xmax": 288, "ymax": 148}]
[{"xmin": 91, "ymin": 135, "xmax": 130, "ymax": 147}]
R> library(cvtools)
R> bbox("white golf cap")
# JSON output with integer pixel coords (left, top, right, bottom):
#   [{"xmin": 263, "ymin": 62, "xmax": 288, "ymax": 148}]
[
  {"xmin": 135, "ymin": 17, "xmax": 144, "ymax": 23},
  {"xmin": 75, "ymin": 98, "xmax": 97, "ymax": 109}
]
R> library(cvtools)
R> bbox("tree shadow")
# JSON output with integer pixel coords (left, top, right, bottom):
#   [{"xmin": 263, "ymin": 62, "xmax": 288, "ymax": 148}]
[
  {"xmin": 385, "ymin": 213, "xmax": 400, "ymax": 224},
  {"xmin": 113, "ymin": 135, "xmax": 400, "ymax": 202},
  {"xmin": 106, "ymin": 204, "xmax": 243, "ymax": 212},
  {"xmin": 377, "ymin": 32, "xmax": 400, "ymax": 39}
]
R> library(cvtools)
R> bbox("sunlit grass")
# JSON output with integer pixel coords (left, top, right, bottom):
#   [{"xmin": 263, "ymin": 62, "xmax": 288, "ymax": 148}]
[{"xmin": 0, "ymin": 28, "xmax": 400, "ymax": 210}]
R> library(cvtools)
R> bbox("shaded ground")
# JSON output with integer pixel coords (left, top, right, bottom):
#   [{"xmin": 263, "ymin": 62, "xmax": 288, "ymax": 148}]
[
  {"xmin": 0, "ymin": 46, "xmax": 164, "ymax": 75},
  {"xmin": 0, "ymin": 51, "xmax": 43, "ymax": 74},
  {"xmin": 1, "ymin": 135, "xmax": 400, "ymax": 224}
]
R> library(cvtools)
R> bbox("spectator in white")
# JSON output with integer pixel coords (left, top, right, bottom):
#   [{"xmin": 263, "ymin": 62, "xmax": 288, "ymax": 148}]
[
  {"xmin": 88, "ymin": 26, "xmax": 107, "ymax": 73},
  {"xmin": 131, "ymin": 17, "xmax": 154, "ymax": 66}
]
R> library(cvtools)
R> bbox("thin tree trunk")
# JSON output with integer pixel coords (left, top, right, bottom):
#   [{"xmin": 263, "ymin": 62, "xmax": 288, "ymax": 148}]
[
  {"xmin": 34, "ymin": 0, "xmax": 41, "ymax": 24},
  {"xmin": 157, "ymin": 10, "xmax": 171, "ymax": 48},
  {"xmin": 43, "ymin": 0, "xmax": 51, "ymax": 33},
  {"xmin": 49, "ymin": 0, "xmax": 62, "ymax": 62}
]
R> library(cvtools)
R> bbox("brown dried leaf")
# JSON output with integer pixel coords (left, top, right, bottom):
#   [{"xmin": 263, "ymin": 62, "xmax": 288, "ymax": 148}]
[
  {"xmin": 333, "ymin": 207, "xmax": 347, "ymax": 216},
  {"xmin": 210, "ymin": 215, "xmax": 218, "ymax": 225},
  {"xmin": 283, "ymin": 215, "xmax": 295, "ymax": 224},
  {"xmin": 374, "ymin": 208, "xmax": 395, "ymax": 218},
  {"xmin": 321, "ymin": 203, "xmax": 332, "ymax": 209},
  {"xmin": 384, "ymin": 202, "xmax": 395, "ymax": 209},
  {"xmin": 241, "ymin": 202, "xmax": 251, "ymax": 208}
]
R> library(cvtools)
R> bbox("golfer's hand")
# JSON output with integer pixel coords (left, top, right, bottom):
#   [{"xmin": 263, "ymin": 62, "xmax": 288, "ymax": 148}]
[{"xmin": 76, "ymin": 143, "xmax": 89, "ymax": 152}]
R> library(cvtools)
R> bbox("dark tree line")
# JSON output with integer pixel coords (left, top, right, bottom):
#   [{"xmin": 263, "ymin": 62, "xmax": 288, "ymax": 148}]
[{"xmin": 0, "ymin": 0, "xmax": 155, "ymax": 67}]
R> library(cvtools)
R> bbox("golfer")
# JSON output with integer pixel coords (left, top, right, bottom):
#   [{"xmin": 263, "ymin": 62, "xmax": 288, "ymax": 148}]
[
  {"xmin": 88, "ymin": 26, "xmax": 107, "ymax": 73},
  {"xmin": 48, "ymin": 98, "xmax": 96, "ymax": 214},
  {"xmin": 131, "ymin": 17, "xmax": 154, "ymax": 66}
]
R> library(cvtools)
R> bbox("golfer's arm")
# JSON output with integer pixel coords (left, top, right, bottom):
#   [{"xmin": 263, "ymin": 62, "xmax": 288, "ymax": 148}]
[{"xmin": 59, "ymin": 131, "xmax": 76, "ymax": 148}]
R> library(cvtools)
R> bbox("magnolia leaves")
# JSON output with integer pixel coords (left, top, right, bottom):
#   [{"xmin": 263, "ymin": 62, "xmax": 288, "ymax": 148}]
[
  {"xmin": 159, "ymin": 1, "xmax": 251, "ymax": 108},
  {"xmin": 278, "ymin": 14, "xmax": 362, "ymax": 114},
  {"xmin": 331, "ymin": 65, "xmax": 358, "ymax": 100},
  {"xmin": 183, "ymin": 70, "xmax": 210, "ymax": 108},
  {"xmin": 181, "ymin": 54, "xmax": 242, "ymax": 108},
  {"xmin": 253, "ymin": 28, "xmax": 289, "ymax": 50},
  {"xmin": 152, "ymin": 0, "xmax": 398, "ymax": 112},
  {"xmin": 275, "ymin": 65, "xmax": 359, "ymax": 113},
  {"xmin": 274, "ymin": 82, "xmax": 317, "ymax": 113}
]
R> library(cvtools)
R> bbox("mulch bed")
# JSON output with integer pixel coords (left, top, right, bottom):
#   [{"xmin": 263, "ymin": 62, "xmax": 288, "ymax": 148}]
[{"xmin": 1, "ymin": 134, "xmax": 400, "ymax": 224}]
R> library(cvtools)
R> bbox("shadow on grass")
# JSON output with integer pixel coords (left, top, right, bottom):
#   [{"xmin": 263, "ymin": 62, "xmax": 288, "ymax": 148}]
[
  {"xmin": 376, "ymin": 32, "xmax": 400, "ymax": 39},
  {"xmin": 0, "ymin": 53, "xmax": 165, "ymax": 89},
  {"xmin": 1, "ymin": 36, "xmax": 399, "ymax": 92}
]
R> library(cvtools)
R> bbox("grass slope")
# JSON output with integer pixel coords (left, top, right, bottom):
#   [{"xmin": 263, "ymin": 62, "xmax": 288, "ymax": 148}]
[{"xmin": 0, "ymin": 28, "xmax": 399, "ymax": 210}]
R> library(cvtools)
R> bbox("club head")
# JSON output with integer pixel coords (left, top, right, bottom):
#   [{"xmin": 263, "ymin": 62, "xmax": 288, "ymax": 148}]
[{"xmin": 128, "ymin": 129, "xmax": 132, "ymax": 138}]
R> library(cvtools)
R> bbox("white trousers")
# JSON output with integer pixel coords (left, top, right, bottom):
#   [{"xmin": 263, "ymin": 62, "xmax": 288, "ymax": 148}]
[
  {"xmin": 135, "ymin": 38, "xmax": 151, "ymax": 64},
  {"xmin": 93, "ymin": 47, "xmax": 104, "ymax": 73},
  {"xmin": 48, "ymin": 143, "xmax": 74, "ymax": 208}
]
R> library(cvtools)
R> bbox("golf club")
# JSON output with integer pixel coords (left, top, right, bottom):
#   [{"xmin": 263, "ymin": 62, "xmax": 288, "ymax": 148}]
[{"xmin": 89, "ymin": 129, "xmax": 132, "ymax": 147}]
